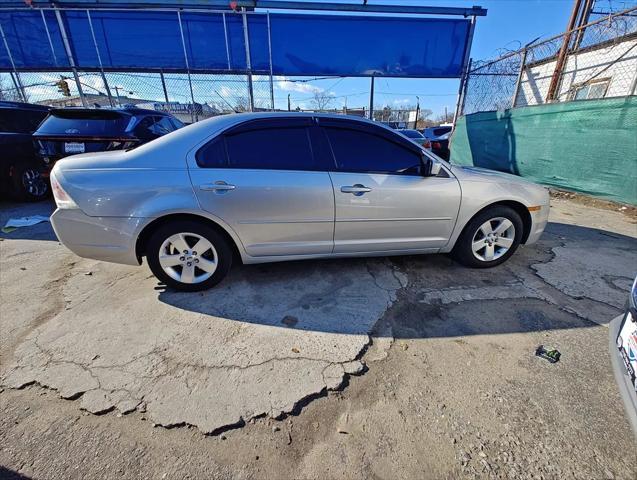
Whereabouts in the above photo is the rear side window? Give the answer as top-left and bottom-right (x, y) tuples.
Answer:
(0, 109), (48, 133)
(224, 126), (316, 170)
(324, 127), (422, 174)
(197, 137), (227, 168)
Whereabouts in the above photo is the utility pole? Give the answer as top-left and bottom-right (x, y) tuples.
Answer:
(287, 94), (291, 111)
(414, 96), (420, 129)
(369, 76), (375, 120)
(547, 0), (583, 102)
(445, 106), (448, 122)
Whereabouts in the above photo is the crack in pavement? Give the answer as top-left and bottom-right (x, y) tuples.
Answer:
(2, 258), (405, 434)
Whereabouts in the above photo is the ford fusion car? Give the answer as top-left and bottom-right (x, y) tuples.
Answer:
(49, 113), (550, 291)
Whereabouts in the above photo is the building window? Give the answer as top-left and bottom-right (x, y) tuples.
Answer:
(570, 78), (611, 100)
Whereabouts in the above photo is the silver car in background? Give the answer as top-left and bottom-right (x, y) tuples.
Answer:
(50, 113), (550, 291)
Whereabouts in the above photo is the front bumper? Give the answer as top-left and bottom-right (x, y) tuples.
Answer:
(610, 309), (637, 437)
(524, 204), (550, 245)
(50, 208), (144, 266)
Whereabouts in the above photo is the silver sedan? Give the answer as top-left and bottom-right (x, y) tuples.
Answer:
(50, 113), (549, 291)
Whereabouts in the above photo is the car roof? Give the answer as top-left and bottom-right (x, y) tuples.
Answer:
(48, 106), (173, 117)
(0, 101), (51, 112)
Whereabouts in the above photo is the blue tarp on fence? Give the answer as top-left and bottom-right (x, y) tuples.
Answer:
(0, 9), (471, 77)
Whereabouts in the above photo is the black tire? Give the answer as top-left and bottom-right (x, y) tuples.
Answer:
(146, 220), (232, 292)
(10, 162), (49, 202)
(452, 205), (524, 268)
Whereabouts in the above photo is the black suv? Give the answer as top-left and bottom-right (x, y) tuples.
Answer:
(34, 107), (184, 167)
(0, 101), (51, 201)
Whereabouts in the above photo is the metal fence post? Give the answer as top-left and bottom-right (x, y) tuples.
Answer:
(54, 8), (87, 107)
(160, 71), (170, 103)
(0, 24), (27, 102)
(86, 10), (114, 107)
(511, 48), (528, 109)
(369, 76), (374, 120)
(267, 12), (275, 111)
(40, 9), (58, 67)
(452, 15), (476, 126)
(242, 9), (255, 111)
(177, 11), (198, 122)
(222, 13), (231, 70)
(630, 62), (637, 96)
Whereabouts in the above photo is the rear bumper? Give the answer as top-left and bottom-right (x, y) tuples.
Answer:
(50, 208), (143, 266)
(524, 204), (550, 245)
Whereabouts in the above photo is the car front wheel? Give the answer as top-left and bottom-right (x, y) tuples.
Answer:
(146, 220), (232, 291)
(452, 206), (524, 268)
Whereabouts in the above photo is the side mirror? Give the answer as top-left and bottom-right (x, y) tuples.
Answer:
(421, 155), (442, 177)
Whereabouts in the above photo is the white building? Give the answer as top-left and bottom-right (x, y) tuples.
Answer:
(515, 36), (637, 107)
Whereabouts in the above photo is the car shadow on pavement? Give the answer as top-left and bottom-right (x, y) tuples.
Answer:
(0, 199), (56, 242)
(156, 221), (637, 339)
(0, 467), (32, 480)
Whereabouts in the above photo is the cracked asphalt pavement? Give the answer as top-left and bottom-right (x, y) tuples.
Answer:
(1, 195), (636, 479)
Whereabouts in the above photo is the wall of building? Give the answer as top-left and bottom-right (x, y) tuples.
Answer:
(515, 38), (637, 107)
(451, 96), (637, 205)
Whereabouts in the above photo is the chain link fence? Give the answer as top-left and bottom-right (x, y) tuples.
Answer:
(0, 70), (275, 123)
(462, 6), (637, 115)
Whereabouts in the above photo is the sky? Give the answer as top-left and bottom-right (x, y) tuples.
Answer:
(9, 0), (636, 117)
(272, 0), (579, 115)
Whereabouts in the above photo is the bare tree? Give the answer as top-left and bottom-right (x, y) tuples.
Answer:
(0, 74), (22, 102)
(311, 91), (334, 111)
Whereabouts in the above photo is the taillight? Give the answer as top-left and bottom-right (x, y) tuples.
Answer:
(424, 140), (431, 149)
(432, 141), (441, 149)
(50, 170), (78, 209)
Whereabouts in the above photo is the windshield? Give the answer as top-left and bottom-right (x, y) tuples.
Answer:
(36, 110), (131, 136)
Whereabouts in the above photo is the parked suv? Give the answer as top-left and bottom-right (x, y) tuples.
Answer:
(422, 125), (453, 160)
(0, 101), (50, 201)
(34, 107), (184, 167)
(397, 129), (431, 150)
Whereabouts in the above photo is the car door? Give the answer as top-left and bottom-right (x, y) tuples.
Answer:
(188, 117), (335, 258)
(317, 118), (461, 254)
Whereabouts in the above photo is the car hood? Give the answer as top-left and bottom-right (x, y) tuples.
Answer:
(450, 164), (550, 207)
(452, 165), (537, 185)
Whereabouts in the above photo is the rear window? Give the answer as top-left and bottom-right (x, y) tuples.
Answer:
(0, 109), (48, 133)
(36, 111), (130, 136)
(433, 127), (452, 136)
(400, 130), (424, 138)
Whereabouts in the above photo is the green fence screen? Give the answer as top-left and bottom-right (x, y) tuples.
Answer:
(450, 96), (637, 205)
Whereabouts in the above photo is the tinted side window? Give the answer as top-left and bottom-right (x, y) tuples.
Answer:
(133, 116), (156, 139)
(170, 117), (184, 129)
(225, 126), (316, 170)
(324, 127), (421, 174)
(152, 116), (174, 135)
(1, 110), (48, 133)
(197, 137), (227, 168)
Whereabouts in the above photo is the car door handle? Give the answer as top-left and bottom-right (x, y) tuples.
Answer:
(341, 185), (372, 194)
(199, 182), (236, 192)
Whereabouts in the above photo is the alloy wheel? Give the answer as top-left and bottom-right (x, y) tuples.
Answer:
(21, 168), (48, 198)
(158, 232), (218, 284)
(471, 217), (516, 262)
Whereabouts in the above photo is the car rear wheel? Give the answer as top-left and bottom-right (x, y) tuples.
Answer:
(10, 163), (49, 202)
(146, 220), (232, 291)
(452, 206), (523, 268)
